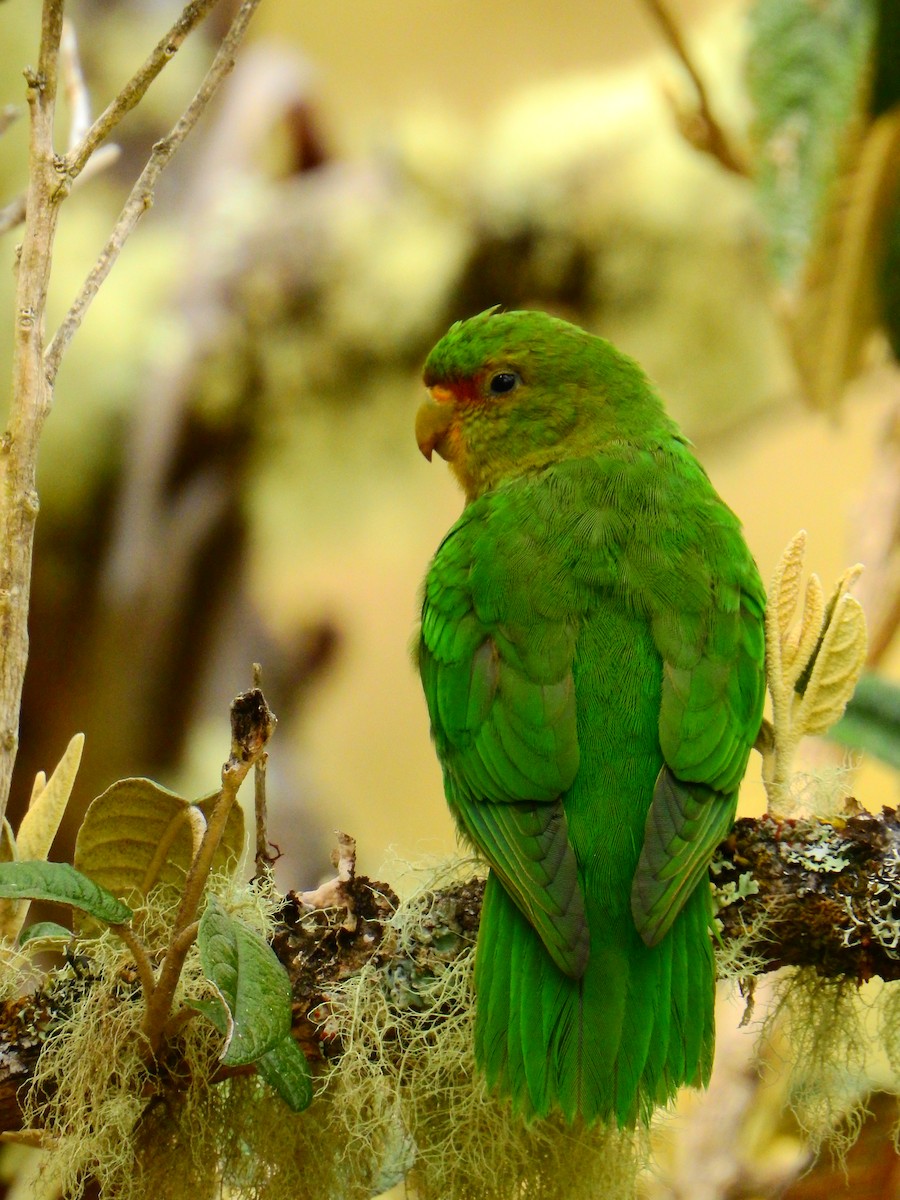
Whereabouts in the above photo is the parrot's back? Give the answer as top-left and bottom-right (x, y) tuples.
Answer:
(419, 438), (765, 1126)
(474, 598), (715, 1124)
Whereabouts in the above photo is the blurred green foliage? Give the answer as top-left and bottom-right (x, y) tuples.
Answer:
(747, 0), (877, 285)
(831, 674), (900, 772)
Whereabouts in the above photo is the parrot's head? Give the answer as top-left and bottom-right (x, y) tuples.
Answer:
(416, 308), (669, 501)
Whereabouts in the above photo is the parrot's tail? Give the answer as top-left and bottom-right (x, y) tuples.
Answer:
(474, 870), (715, 1127)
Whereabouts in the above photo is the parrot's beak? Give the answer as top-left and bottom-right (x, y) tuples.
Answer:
(416, 385), (456, 462)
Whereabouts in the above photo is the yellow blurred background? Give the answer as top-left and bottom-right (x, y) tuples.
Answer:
(0, 0), (896, 891)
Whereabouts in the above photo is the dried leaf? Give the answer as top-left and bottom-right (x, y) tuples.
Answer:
(16, 733), (84, 863)
(790, 109), (900, 410)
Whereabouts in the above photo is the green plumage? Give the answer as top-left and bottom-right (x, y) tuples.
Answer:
(416, 309), (766, 1126)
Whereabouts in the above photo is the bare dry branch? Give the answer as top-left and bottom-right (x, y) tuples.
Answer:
(0, 145), (121, 239)
(64, 0), (222, 181)
(0, 0), (67, 821)
(642, 0), (749, 177)
(44, 0), (265, 386)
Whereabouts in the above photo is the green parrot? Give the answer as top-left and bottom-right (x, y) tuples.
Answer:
(415, 308), (766, 1127)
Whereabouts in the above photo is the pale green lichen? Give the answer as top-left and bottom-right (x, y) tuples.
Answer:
(712, 871), (761, 912)
(778, 821), (853, 875)
(9, 865), (648, 1200)
(759, 970), (878, 1162)
(315, 874), (646, 1200)
(840, 840), (900, 959)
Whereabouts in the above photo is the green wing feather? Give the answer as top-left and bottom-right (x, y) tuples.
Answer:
(632, 513), (767, 947)
(419, 502), (589, 978)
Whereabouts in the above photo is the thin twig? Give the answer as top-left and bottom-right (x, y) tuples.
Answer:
(111, 921), (157, 1002)
(252, 662), (271, 874)
(44, 0), (264, 386)
(64, 0), (222, 181)
(0, 144), (120, 239)
(642, 0), (749, 177)
(140, 688), (275, 1053)
(162, 1003), (201, 1040)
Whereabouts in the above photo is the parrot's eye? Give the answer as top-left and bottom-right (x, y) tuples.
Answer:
(488, 372), (519, 395)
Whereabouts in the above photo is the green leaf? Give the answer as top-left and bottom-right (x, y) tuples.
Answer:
(18, 921), (72, 947)
(197, 897), (291, 1066)
(747, 0), (878, 282)
(829, 673), (900, 769)
(0, 861), (133, 925)
(871, 0), (900, 118)
(255, 1034), (313, 1112)
(73, 779), (244, 933)
(192, 997), (231, 1036)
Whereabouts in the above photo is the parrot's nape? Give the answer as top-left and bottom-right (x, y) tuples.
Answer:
(415, 308), (766, 1127)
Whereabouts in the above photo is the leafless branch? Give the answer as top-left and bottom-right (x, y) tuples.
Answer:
(0, 0), (264, 828)
(0, 0), (67, 821)
(44, 0), (265, 386)
(642, 0), (749, 177)
(64, 0), (221, 182)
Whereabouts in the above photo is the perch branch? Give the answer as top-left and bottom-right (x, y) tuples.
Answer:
(252, 662), (272, 875)
(44, 0), (264, 385)
(4, 807), (900, 1132)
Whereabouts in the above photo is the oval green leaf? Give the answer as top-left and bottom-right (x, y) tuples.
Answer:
(197, 897), (291, 1067)
(255, 1034), (313, 1112)
(18, 920), (73, 947)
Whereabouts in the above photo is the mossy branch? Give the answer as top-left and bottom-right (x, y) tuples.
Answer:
(3, 806), (900, 1135)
